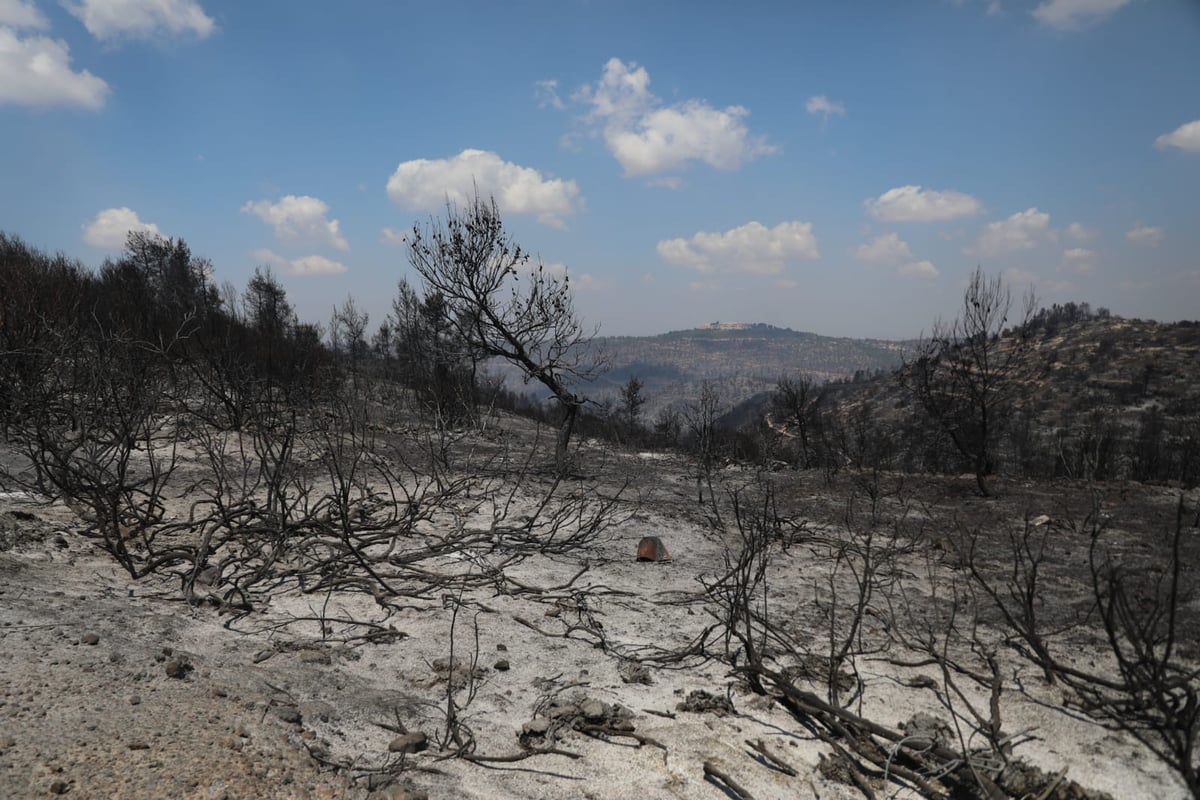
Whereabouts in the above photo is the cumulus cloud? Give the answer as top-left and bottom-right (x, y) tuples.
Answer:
(1032, 0), (1131, 30)
(534, 78), (564, 110)
(657, 220), (818, 276)
(968, 208), (1054, 256)
(65, 0), (214, 42)
(898, 260), (939, 278)
(1065, 221), (1096, 241)
(1126, 224), (1164, 247)
(573, 57), (775, 178)
(0, 27), (109, 109)
(1154, 120), (1200, 154)
(251, 248), (346, 277)
(82, 207), (162, 249)
(864, 185), (982, 223)
(854, 232), (913, 265)
(386, 149), (582, 228)
(853, 232), (938, 278)
(242, 195), (349, 251)
(805, 95), (846, 121)
(1061, 247), (1096, 273)
(0, 0), (48, 28)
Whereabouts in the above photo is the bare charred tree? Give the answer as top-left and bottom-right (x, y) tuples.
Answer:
(772, 373), (819, 468)
(404, 195), (603, 473)
(965, 497), (1200, 797)
(902, 267), (1036, 496)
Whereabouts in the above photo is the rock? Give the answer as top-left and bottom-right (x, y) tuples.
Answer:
(52, 535), (68, 549)
(496, 643), (507, 651)
(522, 717), (551, 735)
(234, 724), (250, 738)
(636, 536), (671, 562)
(80, 632), (99, 646)
(299, 701), (334, 722)
(494, 659), (510, 671)
(272, 705), (302, 724)
(49, 780), (69, 794)
(129, 695), (141, 706)
(127, 741), (149, 750)
(619, 661), (653, 685)
(164, 659), (191, 679)
(0, 736), (15, 748)
(676, 689), (734, 716)
(387, 732), (428, 754)
(580, 700), (606, 720)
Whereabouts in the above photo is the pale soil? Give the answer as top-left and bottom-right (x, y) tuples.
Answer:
(0, 446), (1194, 800)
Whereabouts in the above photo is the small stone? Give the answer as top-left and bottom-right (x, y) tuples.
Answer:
(53, 535), (68, 549)
(252, 650), (273, 664)
(300, 730), (316, 740)
(299, 701), (334, 722)
(80, 632), (99, 646)
(493, 659), (510, 671)
(272, 705), (302, 725)
(387, 732), (428, 754)
(496, 643), (507, 652)
(522, 717), (551, 735)
(49, 780), (69, 794)
(234, 724), (250, 738)
(0, 736), (15, 748)
(210, 687), (228, 698)
(127, 741), (149, 750)
(164, 659), (190, 679)
(129, 695), (141, 706)
(580, 700), (606, 720)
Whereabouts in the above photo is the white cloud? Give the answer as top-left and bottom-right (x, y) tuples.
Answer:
(380, 226), (406, 245)
(0, 27), (109, 109)
(1032, 0), (1131, 30)
(82, 207), (162, 249)
(657, 220), (819, 276)
(0, 0), (48, 28)
(251, 248), (346, 277)
(898, 260), (939, 279)
(1126, 224), (1164, 247)
(386, 149), (582, 228)
(854, 232), (913, 265)
(65, 0), (214, 42)
(1061, 247), (1096, 273)
(574, 57), (775, 177)
(1065, 221), (1096, 241)
(854, 233), (938, 278)
(864, 185), (982, 222)
(242, 195), (349, 251)
(1154, 120), (1200, 154)
(534, 78), (564, 110)
(969, 207), (1054, 256)
(805, 95), (846, 120)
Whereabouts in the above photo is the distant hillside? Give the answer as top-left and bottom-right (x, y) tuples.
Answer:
(749, 313), (1200, 484)
(587, 323), (914, 419)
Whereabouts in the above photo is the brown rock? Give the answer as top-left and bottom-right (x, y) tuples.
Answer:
(494, 659), (510, 671)
(387, 732), (428, 754)
(80, 632), (99, 646)
(49, 780), (70, 794)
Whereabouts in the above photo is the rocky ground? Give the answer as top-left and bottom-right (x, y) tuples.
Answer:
(1, 437), (1196, 799)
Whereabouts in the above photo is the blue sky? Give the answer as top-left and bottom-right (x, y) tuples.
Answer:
(1, 0), (1197, 339)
